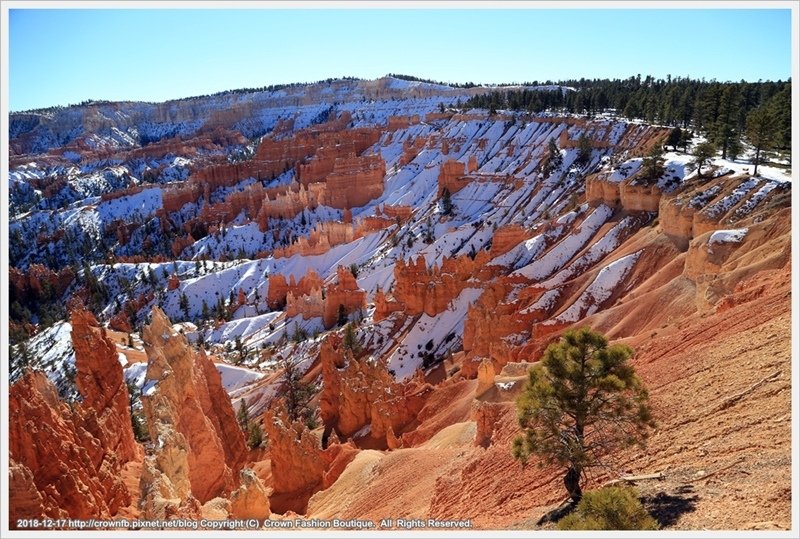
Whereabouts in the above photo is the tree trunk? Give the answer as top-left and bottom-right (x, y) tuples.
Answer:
(753, 147), (760, 176)
(565, 466), (582, 502)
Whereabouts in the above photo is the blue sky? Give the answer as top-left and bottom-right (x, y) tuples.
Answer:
(8, 7), (793, 111)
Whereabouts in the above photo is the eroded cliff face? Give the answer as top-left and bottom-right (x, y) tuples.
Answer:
(139, 307), (247, 513)
(262, 405), (327, 514)
(319, 334), (431, 447)
(390, 252), (493, 318)
(8, 307), (145, 525)
(71, 308), (141, 464)
(8, 372), (132, 522)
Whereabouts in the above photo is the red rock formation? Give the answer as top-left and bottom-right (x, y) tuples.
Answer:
(425, 112), (454, 122)
(140, 308), (247, 505)
(489, 224), (528, 257)
(257, 182), (325, 225)
(324, 154), (385, 209)
(9, 372), (132, 520)
(9, 264), (75, 303)
(373, 287), (404, 322)
(391, 252), (493, 318)
(267, 273), (289, 310)
(71, 308), (140, 464)
(387, 114), (420, 130)
(262, 404), (326, 513)
(322, 266), (367, 328)
(229, 468), (271, 519)
(438, 159), (468, 196)
(273, 221), (356, 259)
(398, 135), (428, 167)
(380, 204), (413, 221)
(282, 266), (366, 329)
(472, 401), (507, 448)
(167, 273), (180, 290)
(161, 183), (202, 213)
(319, 333), (432, 446)
(171, 234), (195, 257)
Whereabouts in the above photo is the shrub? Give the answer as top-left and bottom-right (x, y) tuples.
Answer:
(557, 486), (658, 531)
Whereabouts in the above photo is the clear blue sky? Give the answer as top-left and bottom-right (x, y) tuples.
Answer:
(8, 7), (793, 111)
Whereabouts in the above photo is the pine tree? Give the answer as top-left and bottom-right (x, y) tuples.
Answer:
(440, 187), (453, 216)
(179, 292), (189, 318)
(343, 322), (361, 354)
(237, 398), (250, 432)
(547, 137), (563, 172)
(576, 134), (593, 166)
(641, 144), (665, 181)
(745, 105), (777, 176)
(513, 328), (654, 503)
(278, 356), (316, 422)
(692, 141), (716, 177)
(666, 127), (682, 150)
(248, 421), (264, 449)
(711, 85), (742, 160)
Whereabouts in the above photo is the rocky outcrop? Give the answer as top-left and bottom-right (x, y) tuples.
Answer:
(267, 273), (289, 310)
(387, 114), (420, 130)
(373, 287), (404, 322)
(9, 264), (75, 305)
(273, 221), (355, 259)
(472, 401), (507, 448)
(322, 266), (367, 328)
(9, 372), (131, 520)
(8, 460), (47, 527)
(438, 159), (469, 196)
(323, 154), (385, 209)
(229, 469), (271, 520)
(71, 308), (140, 464)
(262, 404), (327, 513)
(280, 267), (366, 329)
(140, 308), (247, 508)
(319, 334), (432, 447)
(391, 253), (493, 317)
(257, 182), (325, 224)
(489, 224), (528, 257)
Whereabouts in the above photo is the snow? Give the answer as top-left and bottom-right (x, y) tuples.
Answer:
(554, 251), (641, 323)
(709, 228), (748, 245)
(14, 322), (76, 396)
(520, 288), (561, 314)
(124, 362), (149, 389)
(608, 158), (642, 182)
(215, 363), (265, 392)
(387, 287), (483, 379)
(513, 205), (614, 281)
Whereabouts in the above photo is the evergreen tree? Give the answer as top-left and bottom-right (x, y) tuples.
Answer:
(641, 144), (665, 181)
(179, 292), (189, 318)
(692, 141), (716, 178)
(237, 398), (250, 432)
(343, 322), (361, 354)
(678, 129), (693, 153)
(745, 105), (777, 176)
(440, 187), (454, 216)
(576, 134), (592, 166)
(278, 356), (316, 422)
(513, 328), (654, 503)
(248, 421), (264, 449)
(547, 137), (563, 172)
(337, 303), (348, 327)
(711, 85), (742, 159)
(665, 127), (682, 150)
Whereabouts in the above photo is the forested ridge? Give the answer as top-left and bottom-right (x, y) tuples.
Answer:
(463, 76), (791, 153)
